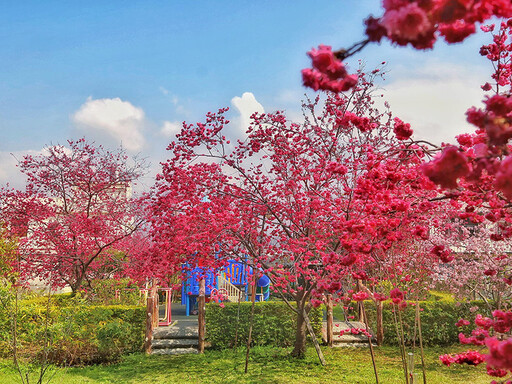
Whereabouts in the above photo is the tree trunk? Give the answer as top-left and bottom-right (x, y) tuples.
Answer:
(376, 300), (384, 346)
(356, 279), (364, 322)
(145, 296), (155, 354)
(292, 303), (307, 358)
(70, 274), (84, 295)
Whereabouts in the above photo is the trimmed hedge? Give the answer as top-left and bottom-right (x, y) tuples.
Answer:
(45, 305), (145, 365)
(205, 301), (322, 349)
(339, 296), (489, 346)
(0, 291), (145, 365)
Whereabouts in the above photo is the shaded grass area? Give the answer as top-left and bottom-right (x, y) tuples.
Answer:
(0, 346), (490, 384)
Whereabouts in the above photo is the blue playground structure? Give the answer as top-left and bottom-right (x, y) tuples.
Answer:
(181, 260), (271, 316)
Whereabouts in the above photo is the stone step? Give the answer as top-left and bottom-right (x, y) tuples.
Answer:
(322, 320), (377, 347)
(151, 347), (199, 355)
(332, 334), (369, 343)
(332, 342), (377, 348)
(152, 338), (199, 349)
(153, 326), (198, 339)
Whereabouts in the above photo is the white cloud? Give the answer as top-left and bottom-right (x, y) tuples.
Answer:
(381, 60), (489, 144)
(160, 121), (182, 138)
(72, 97), (146, 152)
(231, 92), (265, 135)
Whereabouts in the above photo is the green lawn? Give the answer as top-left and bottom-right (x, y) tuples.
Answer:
(0, 346), (490, 384)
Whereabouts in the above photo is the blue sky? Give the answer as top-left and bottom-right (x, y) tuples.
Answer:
(0, 1), (496, 189)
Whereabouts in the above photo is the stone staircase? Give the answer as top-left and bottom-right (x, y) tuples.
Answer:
(323, 321), (376, 347)
(151, 323), (199, 355)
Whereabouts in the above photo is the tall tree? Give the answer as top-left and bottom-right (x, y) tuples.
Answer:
(0, 139), (146, 293)
(150, 69), (439, 357)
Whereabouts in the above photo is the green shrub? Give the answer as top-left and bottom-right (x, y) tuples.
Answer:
(0, 283), (14, 355)
(340, 298), (489, 346)
(206, 301), (322, 349)
(0, 297), (145, 365)
(46, 305), (145, 365)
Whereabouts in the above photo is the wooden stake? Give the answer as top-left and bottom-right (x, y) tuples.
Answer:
(392, 304), (409, 384)
(303, 307), (326, 366)
(376, 300), (384, 346)
(361, 302), (379, 384)
(233, 288), (242, 352)
(397, 309), (410, 384)
(245, 277), (257, 373)
(416, 302), (427, 384)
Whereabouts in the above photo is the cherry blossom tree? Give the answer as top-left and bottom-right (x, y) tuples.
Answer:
(430, 217), (512, 310)
(301, 3), (512, 380)
(0, 139), (147, 293)
(149, 67), (444, 357)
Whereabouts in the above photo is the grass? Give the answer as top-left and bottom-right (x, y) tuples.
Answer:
(0, 345), (491, 384)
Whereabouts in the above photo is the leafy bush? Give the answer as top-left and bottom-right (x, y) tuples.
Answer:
(206, 301), (322, 349)
(0, 292), (145, 366)
(0, 283), (14, 356)
(47, 305), (145, 365)
(340, 296), (489, 346)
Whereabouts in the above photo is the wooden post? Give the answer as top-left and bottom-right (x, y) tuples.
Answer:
(251, 273), (257, 303)
(198, 278), (206, 353)
(151, 278), (159, 329)
(145, 296), (155, 354)
(326, 294), (333, 347)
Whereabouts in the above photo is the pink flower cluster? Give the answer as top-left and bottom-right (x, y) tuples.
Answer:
(439, 350), (485, 367)
(389, 287), (404, 304)
(454, 310), (512, 376)
(302, 45), (358, 93)
(423, 146), (471, 189)
(352, 291), (369, 302)
(339, 327), (372, 338)
(459, 328), (489, 346)
(456, 318), (471, 327)
(430, 244), (454, 263)
(393, 117), (413, 140)
(486, 338), (512, 371)
(365, 1), (512, 48)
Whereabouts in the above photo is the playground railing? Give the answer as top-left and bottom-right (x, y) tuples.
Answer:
(217, 274), (243, 302)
